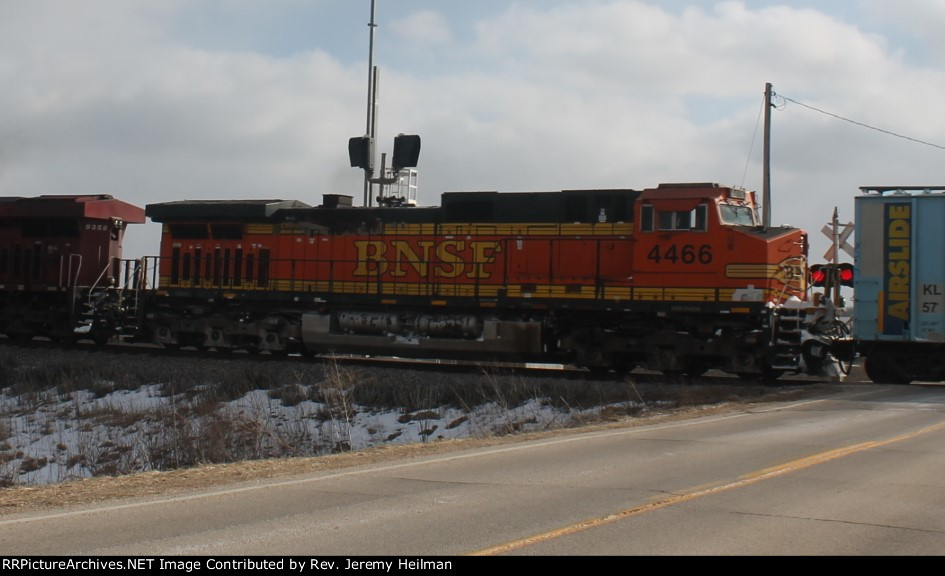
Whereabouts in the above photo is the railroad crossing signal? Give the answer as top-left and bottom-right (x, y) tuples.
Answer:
(810, 263), (855, 288)
(822, 221), (854, 261)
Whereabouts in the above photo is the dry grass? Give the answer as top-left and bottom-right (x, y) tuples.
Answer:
(0, 344), (838, 491)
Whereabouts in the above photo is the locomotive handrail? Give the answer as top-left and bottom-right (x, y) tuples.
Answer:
(775, 256), (807, 303)
(86, 257), (149, 302)
(62, 254), (83, 318)
(140, 256), (161, 291)
(153, 251), (775, 305)
(88, 261), (116, 302)
(59, 253), (82, 290)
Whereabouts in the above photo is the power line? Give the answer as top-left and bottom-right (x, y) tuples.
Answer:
(778, 93), (945, 151)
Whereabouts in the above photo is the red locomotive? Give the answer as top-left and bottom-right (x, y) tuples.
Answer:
(0, 195), (145, 341)
(132, 182), (808, 377)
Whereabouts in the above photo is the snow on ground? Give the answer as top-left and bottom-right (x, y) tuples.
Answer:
(0, 378), (613, 486)
(0, 345), (825, 487)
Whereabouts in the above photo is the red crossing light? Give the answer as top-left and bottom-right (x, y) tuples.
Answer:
(810, 264), (828, 287)
(838, 263), (854, 287)
(809, 263), (854, 288)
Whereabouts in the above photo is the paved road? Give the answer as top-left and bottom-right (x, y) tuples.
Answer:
(2, 381), (944, 556)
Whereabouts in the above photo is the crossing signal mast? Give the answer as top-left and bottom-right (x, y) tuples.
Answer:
(765, 84), (857, 377)
(348, 0), (421, 208)
(809, 207), (855, 307)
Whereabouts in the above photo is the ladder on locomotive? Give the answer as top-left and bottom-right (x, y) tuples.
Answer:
(770, 307), (805, 371)
(768, 255), (808, 372)
(85, 258), (155, 337)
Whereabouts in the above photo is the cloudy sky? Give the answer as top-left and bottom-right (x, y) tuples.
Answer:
(2, 0), (944, 260)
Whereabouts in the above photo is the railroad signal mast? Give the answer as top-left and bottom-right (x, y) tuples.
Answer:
(810, 207), (855, 307)
(348, 0), (421, 207)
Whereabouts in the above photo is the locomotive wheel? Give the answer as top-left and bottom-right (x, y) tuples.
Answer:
(613, 362), (636, 375)
(91, 329), (111, 346)
(864, 351), (911, 385)
(760, 367), (784, 382)
(684, 361), (710, 378)
(586, 365), (612, 375)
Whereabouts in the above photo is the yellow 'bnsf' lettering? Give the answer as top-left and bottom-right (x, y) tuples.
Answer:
(353, 241), (388, 276)
(435, 241), (465, 278)
(468, 241), (502, 279)
(886, 205), (911, 322)
(353, 240), (502, 279)
(390, 241), (434, 277)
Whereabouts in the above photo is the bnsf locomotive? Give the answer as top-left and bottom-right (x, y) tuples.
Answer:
(0, 183), (809, 378)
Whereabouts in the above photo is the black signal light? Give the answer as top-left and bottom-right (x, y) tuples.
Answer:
(348, 136), (375, 172)
(392, 134), (421, 171)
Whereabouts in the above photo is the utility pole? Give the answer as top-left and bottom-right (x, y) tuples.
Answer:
(762, 82), (772, 230)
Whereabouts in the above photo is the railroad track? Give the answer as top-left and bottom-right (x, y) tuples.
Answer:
(0, 335), (838, 387)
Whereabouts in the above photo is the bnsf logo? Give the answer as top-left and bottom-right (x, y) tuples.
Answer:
(885, 203), (911, 331)
(353, 240), (502, 279)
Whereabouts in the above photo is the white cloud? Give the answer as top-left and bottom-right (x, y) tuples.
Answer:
(390, 10), (453, 49)
(861, 0), (945, 65)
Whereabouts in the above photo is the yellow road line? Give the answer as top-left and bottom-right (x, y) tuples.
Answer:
(470, 420), (945, 556)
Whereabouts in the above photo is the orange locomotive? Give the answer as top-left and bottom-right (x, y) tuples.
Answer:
(142, 182), (807, 377)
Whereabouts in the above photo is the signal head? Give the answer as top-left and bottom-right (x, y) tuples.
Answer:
(809, 264), (827, 287)
(838, 263), (854, 287)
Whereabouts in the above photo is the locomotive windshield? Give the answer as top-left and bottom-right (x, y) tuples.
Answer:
(719, 204), (756, 226)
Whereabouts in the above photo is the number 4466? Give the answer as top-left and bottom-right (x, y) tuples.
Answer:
(647, 244), (713, 265)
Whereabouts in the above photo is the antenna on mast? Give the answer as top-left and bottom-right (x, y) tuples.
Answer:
(762, 82), (773, 230)
(363, 0), (378, 207)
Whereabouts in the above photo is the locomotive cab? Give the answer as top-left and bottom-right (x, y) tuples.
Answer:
(635, 183), (807, 305)
(626, 183), (808, 376)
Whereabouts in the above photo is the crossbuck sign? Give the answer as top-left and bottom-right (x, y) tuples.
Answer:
(822, 221), (854, 262)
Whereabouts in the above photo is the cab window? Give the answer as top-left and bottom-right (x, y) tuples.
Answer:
(719, 204), (756, 226)
(642, 204), (707, 232)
